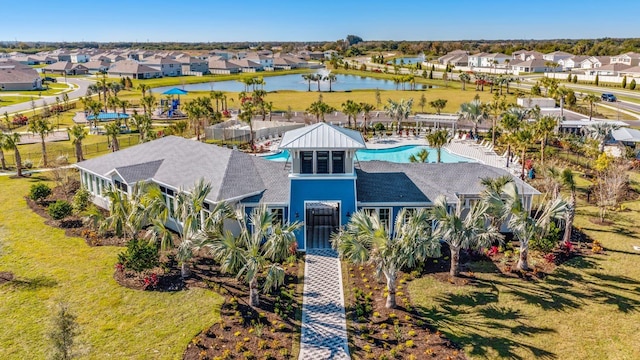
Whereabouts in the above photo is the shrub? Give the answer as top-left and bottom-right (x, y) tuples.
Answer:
(29, 183), (51, 203)
(23, 159), (33, 169)
(543, 253), (556, 264)
(374, 122), (386, 131)
(47, 200), (73, 220)
(531, 221), (561, 253)
(72, 187), (92, 213)
(631, 79), (637, 90)
(117, 239), (159, 272)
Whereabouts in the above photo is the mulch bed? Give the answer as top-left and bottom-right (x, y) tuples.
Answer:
(183, 256), (304, 360)
(0, 272), (15, 285)
(344, 264), (466, 360)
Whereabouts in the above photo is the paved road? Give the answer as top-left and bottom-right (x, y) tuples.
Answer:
(0, 77), (93, 115)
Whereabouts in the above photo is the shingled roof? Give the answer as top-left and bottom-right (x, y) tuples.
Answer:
(76, 136), (289, 203)
(356, 161), (539, 204)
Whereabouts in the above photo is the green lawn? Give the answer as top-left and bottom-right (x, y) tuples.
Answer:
(0, 96), (31, 106)
(0, 176), (224, 359)
(409, 198), (640, 359)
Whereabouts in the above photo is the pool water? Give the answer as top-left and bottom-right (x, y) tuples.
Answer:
(261, 145), (474, 164)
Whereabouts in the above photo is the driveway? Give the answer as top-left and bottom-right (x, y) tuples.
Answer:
(0, 77), (94, 115)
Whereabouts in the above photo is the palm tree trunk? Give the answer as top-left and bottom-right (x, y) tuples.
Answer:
(307, 81), (311, 92)
(14, 147), (22, 177)
(541, 138), (546, 166)
(521, 148), (526, 180)
(75, 141), (84, 162)
(450, 246), (461, 277)
(517, 244), (529, 271)
(492, 118), (497, 146)
(181, 262), (190, 278)
(0, 148), (5, 170)
(437, 148), (442, 163)
(563, 193), (576, 244)
(385, 274), (396, 309)
(249, 277), (260, 307)
(506, 144), (511, 168)
(41, 137), (48, 167)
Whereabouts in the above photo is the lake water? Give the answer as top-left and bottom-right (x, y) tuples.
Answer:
(152, 73), (421, 93)
(261, 145), (475, 164)
(390, 56), (425, 65)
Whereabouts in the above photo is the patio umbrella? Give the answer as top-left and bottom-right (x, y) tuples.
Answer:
(162, 88), (189, 95)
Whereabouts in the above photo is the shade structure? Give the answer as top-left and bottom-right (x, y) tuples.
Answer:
(86, 112), (130, 121)
(162, 88), (189, 95)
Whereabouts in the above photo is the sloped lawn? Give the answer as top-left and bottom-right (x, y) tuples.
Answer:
(0, 175), (224, 359)
(409, 202), (640, 359)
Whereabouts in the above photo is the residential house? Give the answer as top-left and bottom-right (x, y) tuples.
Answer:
(75, 124), (539, 251)
(511, 50), (544, 62)
(108, 60), (161, 79)
(42, 61), (89, 75)
(70, 52), (90, 63)
(480, 53), (510, 68)
(468, 52), (488, 67)
(142, 56), (182, 77)
(610, 52), (640, 67)
(511, 58), (560, 73)
(83, 60), (111, 74)
(586, 63), (631, 76)
(230, 59), (263, 72)
(558, 55), (588, 70)
(177, 56), (209, 74)
(542, 51), (574, 63)
(208, 59), (242, 74)
(246, 54), (273, 69)
(437, 50), (469, 66)
(0, 66), (42, 91)
(579, 56), (610, 69)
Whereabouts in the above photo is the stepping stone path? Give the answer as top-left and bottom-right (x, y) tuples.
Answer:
(299, 249), (350, 360)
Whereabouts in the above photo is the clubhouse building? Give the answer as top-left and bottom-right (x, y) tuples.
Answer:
(75, 123), (539, 250)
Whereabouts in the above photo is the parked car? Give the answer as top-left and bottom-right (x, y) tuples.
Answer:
(601, 93), (617, 102)
(43, 76), (57, 83)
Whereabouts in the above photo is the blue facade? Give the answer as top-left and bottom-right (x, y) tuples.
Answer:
(289, 178), (357, 250)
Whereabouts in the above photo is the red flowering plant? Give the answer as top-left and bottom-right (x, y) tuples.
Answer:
(143, 273), (159, 290)
(543, 253), (556, 264)
(115, 263), (125, 272)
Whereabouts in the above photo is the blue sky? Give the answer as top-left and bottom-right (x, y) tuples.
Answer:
(4, 0), (640, 42)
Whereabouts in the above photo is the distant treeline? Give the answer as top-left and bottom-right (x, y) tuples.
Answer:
(1, 38), (639, 57)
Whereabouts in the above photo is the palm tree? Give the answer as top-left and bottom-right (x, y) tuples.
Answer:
(102, 184), (145, 239)
(185, 100), (205, 141)
(301, 74), (313, 92)
(105, 122), (121, 152)
(499, 182), (567, 270)
(87, 99), (103, 133)
(204, 205), (301, 307)
(384, 98), (413, 132)
(306, 100), (334, 123)
(332, 208), (440, 308)
(323, 73), (337, 92)
(459, 98), (486, 136)
(534, 115), (558, 167)
(480, 175), (514, 230)
(0, 134), (5, 170)
(2, 133), (22, 176)
(28, 117), (54, 167)
(515, 125), (534, 180)
(408, 148), (429, 163)
(359, 102), (376, 131)
(313, 74), (322, 92)
(429, 99), (447, 115)
(172, 179), (227, 278)
(585, 122), (620, 153)
(583, 94), (600, 121)
(238, 99), (256, 147)
(499, 111), (523, 168)
(426, 129), (450, 163)
(560, 168), (577, 245)
(488, 94), (507, 146)
(431, 195), (501, 277)
(341, 100), (361, 128)
(68, 124), (87, 162)
(459, 73), (471, 90)
(142, 95), (157, 116)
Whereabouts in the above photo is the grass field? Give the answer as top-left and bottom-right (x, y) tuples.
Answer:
(408, 180), (640, 359)
(0, 176), (224, 359)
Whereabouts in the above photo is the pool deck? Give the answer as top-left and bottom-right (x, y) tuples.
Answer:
(255, 134), (520, 175)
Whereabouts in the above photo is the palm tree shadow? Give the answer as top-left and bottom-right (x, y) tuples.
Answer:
(7, 275), (58, 290)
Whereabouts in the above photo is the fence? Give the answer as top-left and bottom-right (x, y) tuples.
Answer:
(2, 134), (139, 169)
(545, 72), (639, 84)
(205, 120), (304, 143)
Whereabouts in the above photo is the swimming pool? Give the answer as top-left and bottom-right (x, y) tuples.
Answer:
(260, 145), (475, 164)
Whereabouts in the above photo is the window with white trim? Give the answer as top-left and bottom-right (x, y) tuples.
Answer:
(363, 207), (392, 231)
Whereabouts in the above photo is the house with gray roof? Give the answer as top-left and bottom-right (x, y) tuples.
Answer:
(0, 66), (42, 91)
(75, 123), (539, 251)
(43, 61), (89, 75)
(108, 60), (161, 79)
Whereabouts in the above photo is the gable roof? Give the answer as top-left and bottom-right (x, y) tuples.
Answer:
(76, 136), (289, 203)
(0, 67), (40, 84)
(279, 123), (366, 149)
(356, 162), (539, 204)
(108, 60), (159, 75)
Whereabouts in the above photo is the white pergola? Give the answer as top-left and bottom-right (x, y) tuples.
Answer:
(413, 113), (461, 132)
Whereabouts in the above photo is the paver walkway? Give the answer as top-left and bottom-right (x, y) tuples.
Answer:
(299, 249), (350, 360)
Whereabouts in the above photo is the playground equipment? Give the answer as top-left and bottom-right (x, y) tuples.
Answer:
(157, 88), (188, 119)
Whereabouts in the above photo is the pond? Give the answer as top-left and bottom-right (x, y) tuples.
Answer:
(261, 145), (475, 164)
(151, 73), (434, 93)
(389, 56), (425, 65)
